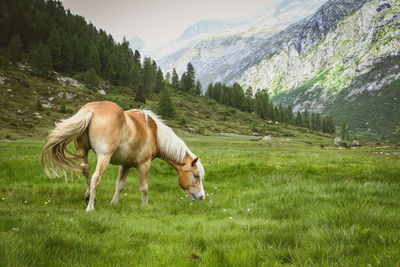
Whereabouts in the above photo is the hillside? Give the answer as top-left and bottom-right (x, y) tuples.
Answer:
(0, 65), (333, 144)
(155, 0), (399, 141)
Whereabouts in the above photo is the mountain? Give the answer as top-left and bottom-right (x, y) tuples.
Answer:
(156, 0), (327, 86)
(237, 0), (399, 140)
(179, 20), (238, 40)
(129, 36), (145, 51)
(156, 0), (399, 140)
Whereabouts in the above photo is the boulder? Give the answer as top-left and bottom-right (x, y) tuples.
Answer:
(262, 135), (272, 141)
(252, 132), (260, 136)
(334, 136), (342, 146)
(352, 140), (360, 147)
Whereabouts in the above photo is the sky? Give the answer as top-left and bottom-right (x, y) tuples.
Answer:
(60, 0), (282, 45)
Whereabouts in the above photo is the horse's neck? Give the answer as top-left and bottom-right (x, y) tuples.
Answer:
(161, 154), (190, 173)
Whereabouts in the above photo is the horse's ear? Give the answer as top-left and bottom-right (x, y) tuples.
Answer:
(191, 157), (199, 167)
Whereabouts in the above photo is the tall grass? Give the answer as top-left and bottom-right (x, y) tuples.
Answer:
(0, 136), (399, 266)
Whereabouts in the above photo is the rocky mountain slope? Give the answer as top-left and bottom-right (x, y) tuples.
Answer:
(156, 0), (326, 86)
(157, 0), (400, 140)
(239, 0), (399, 140)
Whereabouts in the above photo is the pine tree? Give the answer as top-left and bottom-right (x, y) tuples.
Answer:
(165, 72), (171, 85)
(87, 44), (100, 74)
(287, 105), (294, 124)
(303, 109), (310, 128)
(194, 79), (202, 96)
(129, 63), (141, 88)
(171, 68), (180, 90)
(244, 87), (254, 113)
(186, 62), (195, 92)
(62, 38), (74, 72)
(7, 33), (24, 63)
(295, 111), (302, 126)
(134, 50), (141, 66)
(83, 69), (99, 90)
(29, 41), (52, 78)
(158, 87), (176, 119)
(47, 28), (62, 70)
(154, 67), (164, 93)
(135, 84), (146, 103)
(341, 122), (348, 140)
(142, 56), (155, 94)
(315, 113), (322, 131)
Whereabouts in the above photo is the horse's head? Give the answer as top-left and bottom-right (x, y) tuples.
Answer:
(178, 157), (205, 200)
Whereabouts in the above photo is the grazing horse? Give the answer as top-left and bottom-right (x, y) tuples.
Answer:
(41, 101), (205, 211)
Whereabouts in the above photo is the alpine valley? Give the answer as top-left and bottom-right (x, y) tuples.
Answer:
(155, 0), (400, 141)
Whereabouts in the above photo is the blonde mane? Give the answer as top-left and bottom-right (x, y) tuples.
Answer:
(130, 109), (205, 179)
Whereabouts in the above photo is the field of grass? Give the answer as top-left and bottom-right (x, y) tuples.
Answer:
(1, 135), (399, 266)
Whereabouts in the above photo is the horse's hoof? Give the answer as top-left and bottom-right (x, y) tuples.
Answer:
(85, 196), (96, 205)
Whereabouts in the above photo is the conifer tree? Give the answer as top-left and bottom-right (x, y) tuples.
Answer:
(62, 38), (74, 72)
(295, 111), (303, 126)
(142, 57), (155, 94)
(158, 87), (176, 119)
(154, 67), (164, 93)
(47, 28), (62, 70)
(171, 68), (180, 90)
(186, 62), (195, 91)
(287, 105), (294, 124)
(134, 50), (141, 66)
(341, 122), (348, 140)
(83, 69), (99, 90)
(29, 41), (52, 78)
(87, 44), (100, 74)
(129, 63), (141, 88)
(244, 87), (254, 113)
(135, 84), (146, 103)
(315, 113), (322, 131)
(7, 33), (23, 63)
(303, 109), (310, 128)
(194, 79), (202, 96)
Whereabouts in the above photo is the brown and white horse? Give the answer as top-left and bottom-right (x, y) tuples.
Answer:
(41, 101), (205, 211)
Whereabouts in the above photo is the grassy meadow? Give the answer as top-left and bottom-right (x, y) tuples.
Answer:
(0, 135), (400, 266)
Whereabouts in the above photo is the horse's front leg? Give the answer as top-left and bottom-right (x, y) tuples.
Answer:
(111, 166), (130, 205)
(138, 160), (151, 205)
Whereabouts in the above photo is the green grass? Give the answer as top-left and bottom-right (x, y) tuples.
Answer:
(1, 136), (400, 266)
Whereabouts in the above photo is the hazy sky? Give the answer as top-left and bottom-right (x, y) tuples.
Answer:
(60, 0), (282, 45)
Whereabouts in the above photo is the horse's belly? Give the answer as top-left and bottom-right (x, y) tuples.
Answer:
(109, 146), (137, 166)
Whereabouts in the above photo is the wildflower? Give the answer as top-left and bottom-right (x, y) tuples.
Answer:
(24, 200), (27, 204)
(247, 208), (251, 212)
(229, 217), (233, 220)
(223, 209), (226, 212)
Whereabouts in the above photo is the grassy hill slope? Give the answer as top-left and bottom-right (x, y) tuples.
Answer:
(0, 65), (333, 144)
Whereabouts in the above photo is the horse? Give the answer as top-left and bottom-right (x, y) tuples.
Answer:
(41, 101), (205, 211)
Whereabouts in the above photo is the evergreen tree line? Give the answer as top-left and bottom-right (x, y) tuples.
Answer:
(205, 85), (335, 134)
(1, 0), (161, 94)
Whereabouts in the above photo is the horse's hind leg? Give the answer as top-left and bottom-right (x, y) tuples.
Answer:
(138, 160), (151, 206)
(111, 166), (130, 205)
(86, 154), (111, 211)
(74, 138), (91, 204)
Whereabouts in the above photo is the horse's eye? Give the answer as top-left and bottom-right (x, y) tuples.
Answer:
(193, 174), (200, 179)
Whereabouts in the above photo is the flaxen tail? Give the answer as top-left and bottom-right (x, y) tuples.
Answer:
(41, 108), (92, 177)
